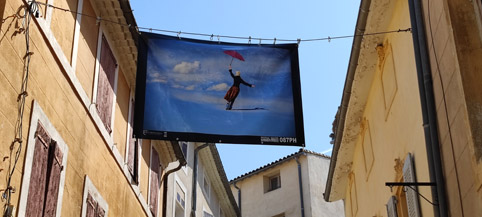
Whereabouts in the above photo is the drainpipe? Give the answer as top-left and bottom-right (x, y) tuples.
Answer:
(233, 182), (241, 216)
(190, 143), (210, 217)
(295, 156), (305, 217)
(161, 160), (186, 217)
(408, 0), (448, 217)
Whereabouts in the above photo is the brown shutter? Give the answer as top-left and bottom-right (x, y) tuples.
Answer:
(127, 99), (135, 174)
(43, 140), (64, 217)
(96, 205), (106, 217)
(96, 35), (116, 134)
(26, 122), (50, 217)
(86, 194), (97, 217)
(149, 147), (161, 217)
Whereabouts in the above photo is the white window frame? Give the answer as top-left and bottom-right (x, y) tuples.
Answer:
(202, 171), (211, 201)
(70, 0), (84, 70)
(18, 101), (69, 217)
(172, 174), (188, 217)
(81, 175), (109, 217)
(92, 27), (119, 139)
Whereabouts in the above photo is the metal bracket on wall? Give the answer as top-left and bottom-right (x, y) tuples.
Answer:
(385, 182), (438, 206)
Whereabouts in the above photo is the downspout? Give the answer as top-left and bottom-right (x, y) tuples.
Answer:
(161, 160), (186, 217)
(233, 182), (241, 216)
(295, 156), (305, 217)
(190, 143), (210, 217)
(408, 0), (448, 217)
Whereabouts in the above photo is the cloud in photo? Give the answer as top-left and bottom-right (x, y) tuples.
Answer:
(173, 61), (200, 74)
(207, 83), (229, 91)
(147, 71), (168, 83)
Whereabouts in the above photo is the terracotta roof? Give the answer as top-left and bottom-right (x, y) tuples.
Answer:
(229, 148), (330, 183)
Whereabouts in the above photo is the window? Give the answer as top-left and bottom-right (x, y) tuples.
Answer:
(361, 119), (374, 178)
(174, 183), (185, 217)
(269, 175), (281, 192)
(126, 97), (139, 183)
(264, 172), (281, 193)
(149, 146), (162, 217)
(203, 211), (214, 217)
(386, 196), (398, 217)
(18, 102), (69, 217)
(402, 153), (421, 217)
(203, 173), (211, 200)
(349, 173), (358, 217)
(180, 141), (188, 158)
(81, 176), (108, 217)
(95, 34), (117, 134)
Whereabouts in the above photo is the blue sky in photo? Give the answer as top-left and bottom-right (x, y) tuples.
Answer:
(132, 0), (360, 180)
(143, 37), (297, 137)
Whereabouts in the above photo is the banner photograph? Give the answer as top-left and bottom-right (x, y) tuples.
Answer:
(134, 33), (304, 146)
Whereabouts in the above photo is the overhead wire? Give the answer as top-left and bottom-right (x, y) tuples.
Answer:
(33, 1), (411, 44)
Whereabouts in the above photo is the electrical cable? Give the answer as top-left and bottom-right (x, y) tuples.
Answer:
(3, 1), (34, 214)
(33, 1), (411, 44)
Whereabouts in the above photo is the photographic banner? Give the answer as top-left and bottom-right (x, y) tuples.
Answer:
(134, 32), (304, 146)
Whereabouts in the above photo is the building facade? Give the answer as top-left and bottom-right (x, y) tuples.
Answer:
(0, 0), (188, 216)
(324, 0), (482, 217)
(230, 149), (344, 217)
(165, 142), (239, 217)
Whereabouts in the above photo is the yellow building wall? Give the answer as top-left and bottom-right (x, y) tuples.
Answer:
(344, 0), (433, 216)
(0, 0), (153, 216)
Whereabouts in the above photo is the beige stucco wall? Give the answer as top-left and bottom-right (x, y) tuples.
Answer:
(422, 0), (482, 216)
(231, 154), (344, 217)
(342, 0), (433, 216)
(0, 0), (162, 216)
(164, 143), (237, 217)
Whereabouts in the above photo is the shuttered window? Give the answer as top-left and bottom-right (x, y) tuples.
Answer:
(386, 196), (399, 217)
(127, 99), (138, 182)
(96, 35), (117, 134)
(403, 153), (421, 217)
(149, 146), (162, 217)
(25, 121), (64, 217)
(85, 194), (106, 217)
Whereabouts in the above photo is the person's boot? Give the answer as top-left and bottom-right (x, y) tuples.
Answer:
(226, 103), (231, 110)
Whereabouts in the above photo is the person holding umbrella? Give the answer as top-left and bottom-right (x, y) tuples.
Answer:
(224, 64), (255, 110)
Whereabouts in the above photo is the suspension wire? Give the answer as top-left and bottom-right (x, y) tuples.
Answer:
(33, 1), (411, 44)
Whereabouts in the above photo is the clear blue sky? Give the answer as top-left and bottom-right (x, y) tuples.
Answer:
(131, 0), (360, 180)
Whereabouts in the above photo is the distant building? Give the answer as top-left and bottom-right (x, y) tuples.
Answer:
(165, 142), (239, 217)
(324, 0), (482, 216)
(230, 149), (344, 217)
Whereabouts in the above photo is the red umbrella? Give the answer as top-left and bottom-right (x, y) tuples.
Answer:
(224, 50), (245, 65)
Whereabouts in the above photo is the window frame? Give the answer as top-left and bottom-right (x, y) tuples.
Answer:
(18, 101), (69, 217)
(202, 171), (211, 201)
(267, 174), (281, 192)
(148, 144), (162, 217)
(92, 27), (119, 137)
(172, 174), (187, 217)
(80, 175), (109, 217)
(125, 90), (140, 183)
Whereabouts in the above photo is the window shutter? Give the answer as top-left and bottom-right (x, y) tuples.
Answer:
(127, 99), (136, 175)
(43, 140), (64, 217)
(96, 36), (116, 134)
(96, 205), (106, 217)
(386, 196), (398, 217)
(86, 194), (97, 217)
(149, 147), (161, 217)
(403, 153), (421, 217)
(26, 122), (50, 217)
